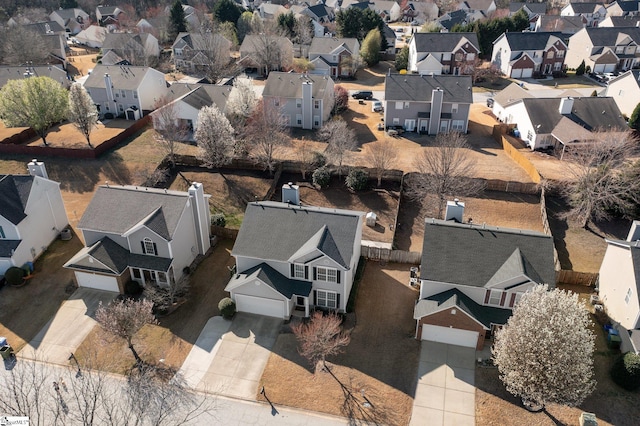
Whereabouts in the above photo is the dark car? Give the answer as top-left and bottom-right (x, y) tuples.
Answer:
(352, 90), (373, 100)
(486, 98), (494, 108)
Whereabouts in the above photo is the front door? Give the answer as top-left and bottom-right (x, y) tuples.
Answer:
(544, 63), (551, 74)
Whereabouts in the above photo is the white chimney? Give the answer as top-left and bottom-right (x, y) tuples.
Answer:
(188, 182), (211, 255)
(445, 199), (465, 223)
(27, 159), (48, 179)
(559, 97), (574, 115)
(282, 182), (300, 205)
(627, 220), (640, 242)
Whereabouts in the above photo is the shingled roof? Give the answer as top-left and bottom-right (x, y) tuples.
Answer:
(84, 65), (160, 90)
(0, 175), (34, 225)
(497, 31), (564, 51)
(385, 74), (473, 103)
(262, 72), (333, 100)
(582, 26), (640, 46)
(411, 32), (479, 53)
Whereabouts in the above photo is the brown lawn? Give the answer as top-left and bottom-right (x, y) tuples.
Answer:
(0, 236), (82, 352)
(74, 240), (235, 374)
(476, 284), (640, 426)
(259, 262), (420, 426)
(22, 120), (131, 149)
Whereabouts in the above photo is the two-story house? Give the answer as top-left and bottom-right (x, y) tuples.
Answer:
(599, 15), (640, 27)
(101, 33), (160, 65)
(510, 2), (548, 30)
(262, 72), (335, 130)
(384, 74), (473, 134)
(300, 4), (335, 24)
(369, 1), (403, 23)
(83, 65), (167, 119)
(414, 210), (555, 349)
(238, 35), (294, 76)
(407, 32), (480, 75)
(171, 32), (232, 75)
(64, 183), (211, 293)
(75, 25), (108, 48)
(534, 15), (587, 36)
(0, 160), (69, 277)
(604, 69), (640, 116)
(605, 0), (640, 17)
(561, 1), (607, 27)
(49, 8), (90, 35)
(96, 5), (123, 31)
(225, 197), (364, 319)
(491, 32), (567, 78)
(308, 37), (360, 78)
(458, 0), (497, 22)
(566, 27), (640, 72)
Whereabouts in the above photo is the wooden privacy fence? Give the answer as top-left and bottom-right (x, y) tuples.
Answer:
(556, 270), (598, 287)
(360, 245), (422, 264)
(493, 125), (543, 184)
(211, 225), (238, 240)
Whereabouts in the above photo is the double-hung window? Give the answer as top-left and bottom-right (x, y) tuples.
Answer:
(316, 290), (337, 309)
(488, 289), (502, 306)
(316, 266), (337, 283)
(294, 263), (306, 279)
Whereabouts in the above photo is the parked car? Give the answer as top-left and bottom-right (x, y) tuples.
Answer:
(486, 98), (494, 108)
(372, 101), (383, 112)
(352, 90), (373, 100)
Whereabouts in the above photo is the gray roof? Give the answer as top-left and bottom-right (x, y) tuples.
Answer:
(309, 37), (358, 55)
(307, 4), (333, 18)
(23, 21), (65, 34)
(493, 82), (534, 107)
(436, 10), (469, 31)
(180, 85), (232, 111)
(536, 15), (586, 33)
(520, 97), (627, 135)
(87, 237), (129, 273)
(171, 32), (230, 51)
(102, 33), (151, 50)
(242, 263), (313, 298)
(78, 185), (190, 240)
(583, 26), (640, 46)
(608, 69), (640, 86)
(568, 2), (604, 14)
(0, 65), (68, 90)
(414, 288), (512, 327)
(263, 72), (333, 100)
(498, 32), (564, 51)
(0, 240), (21, 258)
(412, 32), (479, 53)
(52, 8), (89, 20)
(384, 74), (473, 103)
(232, 201), (363, 269)
(0, 175), (34, 225)
(84, 65), (158, 90)
(510, 2), (547, 14)
(608, 0), (640, 12)
(97, 6), (120, 15)
(420, 219), (555, 288)
(604, 16), (640, 27)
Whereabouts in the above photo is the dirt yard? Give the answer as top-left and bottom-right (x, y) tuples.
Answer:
(169, 170), (274, 229)
(396, 191), (545, 252)
(0, 236), (82, 352)
(476, 285), (639, 426)
(259, 262), (419, 426)
(66, 48), (99, 78)
(20, 120), (131, 149)
(74, 240), (235, 374)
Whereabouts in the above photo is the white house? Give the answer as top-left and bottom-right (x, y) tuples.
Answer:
(407, 32), (480, 75)
(605, 69), (640, 117)
(225, 197), (364, 319)
(561, 1), (607, 27)
(491, 82), (534, 123)
(75, 25), (108, 48)
(0, 160), (69, 277)
(49, 8), (90, 35)
(491, 32), (567, 78)
(64, 183), (211, 293)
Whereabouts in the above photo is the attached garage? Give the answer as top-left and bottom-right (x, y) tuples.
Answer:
(235, 294), (286, 319)
(511, 68), (522, 78)
(421, 325), (479, 348)
(592, 63), (615, 73)
(521, 68), (533, 78)
(74, 271), (119, 292)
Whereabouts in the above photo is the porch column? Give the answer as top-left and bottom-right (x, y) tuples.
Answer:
(304, 297), (309, 317)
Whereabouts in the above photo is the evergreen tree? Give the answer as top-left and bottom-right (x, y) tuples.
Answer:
(214, 0), (243, 25)
(576, 60), (586, 76)
(361, 29), (381, 66)
(629, 102), (640, 131)
(168, 0), (187, 41)
(60, 0), (78, 8)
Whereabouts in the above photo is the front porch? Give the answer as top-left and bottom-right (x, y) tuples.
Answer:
(128, 254), (173, 288)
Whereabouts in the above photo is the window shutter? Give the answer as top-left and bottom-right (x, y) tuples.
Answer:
(153, 243), (157, 256)
(336, 293), (341, 310)
(141, 241), (145, 253)
(509, 293), (516, 308)
(313, 267), (317, 280)
(313, 290), (317, 305)
(499, 291), (507, 306)
(290, 264), (295, 277)
(336, 270), (341, 284)
(483, 290), (490, 304)
(304, 265), (309, 280)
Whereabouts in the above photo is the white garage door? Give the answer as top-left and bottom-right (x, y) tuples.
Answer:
(511, 68), (522, 78)
(593, 63), (605, 73)
(235, 294), (285, 319)
(521, 68), (533, 78)
(603, 63), (616, 73)
(421, 325), (479, 348)
(75, 271), (119, 292)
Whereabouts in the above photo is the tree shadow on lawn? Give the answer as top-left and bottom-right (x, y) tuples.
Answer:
(45, 152), (131, 193)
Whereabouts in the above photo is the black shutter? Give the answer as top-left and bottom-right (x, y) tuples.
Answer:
(141, 241), (145, 253)
(304, 265), (309, 280)
(313, 267), (317, 280)
(313, 290), (317, 305)
(153, 243), (157, 256)
(290, 264), (295, 277)
(336, 293), (341, 311)
(336, 270), (341, 284)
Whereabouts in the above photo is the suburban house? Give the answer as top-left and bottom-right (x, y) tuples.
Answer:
(0, 65), (70, 90)
(565, 27), (640, 72)
(75, 25), (108, 48)
(257, 3), (287, 19)
(262, 72), (335, 130)
(64, 183), (211, 294)
(136, 16), (170, 42)
(490, 82), (534, 123)
(491, 32), (567, 78)
(605, 0), (640, 17)
(24, 21), (66, 37)
(238, 35), (294, 75)
(436, 9), (469, 31)
(383, 74), (473, 134)
(162, 3), (200, 29)
(0, 160), (69, 277)
(101, 33), (160, 64)
(171, 32), (232, 75)
(560, 1), (608, 27)
(458, 0), (497, 22)
(308, 37), (360, 78)
(369, 1), (403, 23)
(381, 24), (397, 55)
(152, 84), (232, 140)
(225, 199), (364, 319)
(510, 2), (548, 31)
(83, 65), (168, 119)
(407, 32), (480, 75)
(414, 212), (555, 349)
(605, 69), (640, 116)
(599, 15), (640, 27)
(598, 221), (640, 354)
(96, 5), (123, 30)
(49, 8), (90, 35)
(500, 96), (627, 150)
(534, 15), (587, 35)
(23, 22), (68, 64)
(301, 3), (335, 23)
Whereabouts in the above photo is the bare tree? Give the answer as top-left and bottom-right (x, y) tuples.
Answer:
(292, 311), (351, 373)
(406, 132), (485, 218)
(0, 357), (51, 422)
(151, 96), (189, 166)
(195, 105), (235, 169)
(296, 139), (315, 179)
(0, 26), (49, 65)
(244, 31), (290, 76)
(365, 141), (398, 186)
(68, 82), (99, 148)
(320, 119), (357, 177)
(243, 98), (291, 173)
(560, 130), (640, 228)
(95, 299), (158, 367)
(187, 25), (232, 83)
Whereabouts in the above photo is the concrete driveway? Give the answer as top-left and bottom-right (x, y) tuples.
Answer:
(179, 313), (281, 400)
(410, 341), (476, 426)
(19, 288), (117, 364)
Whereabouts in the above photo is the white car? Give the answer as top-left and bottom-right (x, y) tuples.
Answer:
(371, 101), (383, 113)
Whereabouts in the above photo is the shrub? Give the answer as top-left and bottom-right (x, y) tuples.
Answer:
(591, 90), (598, 97)
(334, 85), (348, 113)
(211, 212), (226, 227)
(124, 280), (143, 295)
(218, 297), (236, 319)
(576, 60), (586, 76)
(345, 168), (368, 191)
(311, 151), (327, 168)
(611, 352), (640, 391)
(4, 266), (25, 286)
(312, 166), (331, 188)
